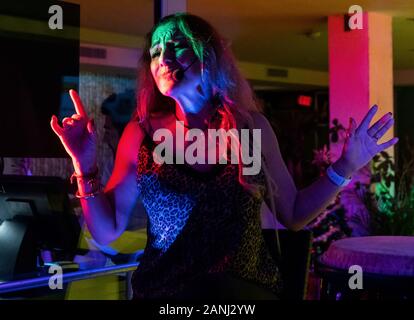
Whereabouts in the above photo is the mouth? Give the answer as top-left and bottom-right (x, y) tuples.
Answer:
(160, 69), (179, 79)
(162, 72), (173, 79)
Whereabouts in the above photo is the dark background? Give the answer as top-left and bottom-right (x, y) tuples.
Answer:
(257, 90), (329, 188)
(0, 1), (80, 157)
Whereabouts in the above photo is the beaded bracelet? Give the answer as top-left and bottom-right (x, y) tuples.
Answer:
(70, 167), (99, 184)
(70, 167), (101, 199)
(75, 189), (101, 200)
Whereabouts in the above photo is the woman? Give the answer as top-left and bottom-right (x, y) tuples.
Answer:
(50, 13), (398, 299)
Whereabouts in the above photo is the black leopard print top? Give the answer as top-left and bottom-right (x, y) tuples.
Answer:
(131, 119), (281, 299)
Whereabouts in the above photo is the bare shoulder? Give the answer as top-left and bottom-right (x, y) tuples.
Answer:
(248, 111), (280, 157)
(116, 120), (146, 166)
(249, 112), (277, 140)
(122, 120), (145, 141)
(249, 111), (271, 130)
(104, 119), (145, 192)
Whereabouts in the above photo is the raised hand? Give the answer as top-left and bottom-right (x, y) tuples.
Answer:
(341, 104), (399, 174)
(50, 89), (98, 174)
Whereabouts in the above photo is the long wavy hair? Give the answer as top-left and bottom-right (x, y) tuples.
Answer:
(133, 13), (278, 202)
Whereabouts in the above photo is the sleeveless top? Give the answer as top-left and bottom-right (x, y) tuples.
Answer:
(131, 118), (281, 299)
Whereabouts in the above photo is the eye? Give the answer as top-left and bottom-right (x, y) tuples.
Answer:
(174, 44), (190, 58)
(175, 42), (189, 50)
(150, 48), (161, 59)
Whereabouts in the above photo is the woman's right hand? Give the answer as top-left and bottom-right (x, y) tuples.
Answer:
(50, 89), (98, 174)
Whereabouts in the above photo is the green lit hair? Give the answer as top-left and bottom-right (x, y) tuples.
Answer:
(134, 13), (277, 199)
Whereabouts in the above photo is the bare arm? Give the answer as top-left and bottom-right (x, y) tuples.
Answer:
(51, 90), (145, 245)
(79, 121), (144, 245)
(254, 108), (397, 231)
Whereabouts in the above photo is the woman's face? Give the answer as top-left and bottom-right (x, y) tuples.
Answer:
(150, 22), (202, 97)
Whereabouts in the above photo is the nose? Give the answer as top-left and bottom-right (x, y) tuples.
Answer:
(159, 46), (175, 67)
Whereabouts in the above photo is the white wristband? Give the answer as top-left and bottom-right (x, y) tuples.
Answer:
(326, 165), (352, 187)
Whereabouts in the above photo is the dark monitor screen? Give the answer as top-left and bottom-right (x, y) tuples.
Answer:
(0, 175), (81, 253)
(0, 1), (80, 157)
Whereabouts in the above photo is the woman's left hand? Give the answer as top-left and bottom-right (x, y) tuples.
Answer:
(339, 104), (399, 175)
